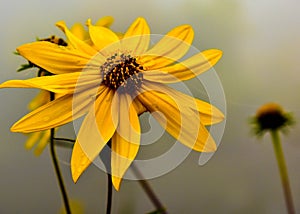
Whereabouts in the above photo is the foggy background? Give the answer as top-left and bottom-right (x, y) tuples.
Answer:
(0, 0), (300, 213)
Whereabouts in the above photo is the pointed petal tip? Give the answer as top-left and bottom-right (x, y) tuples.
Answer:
(55, 20), (67, 32)
(10, 124), (23, 133)
(112, 175), (121, 191)
(95, 16), (114, 27)
(72, 173), (80, 183)
(135, 17), (146, 23)
(213, 49), (223, 57)
(181, 24), (194, 34)
(210, 106), (225, 124)
(71, 163), (81, 183)
(202, 140), (217, 152)
(86, 18), (92, 26)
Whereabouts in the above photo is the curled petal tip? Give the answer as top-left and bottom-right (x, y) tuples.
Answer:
(86, 19), (92, 26)
(55, 20), (67, 32)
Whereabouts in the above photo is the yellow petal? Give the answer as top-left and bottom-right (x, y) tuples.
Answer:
(137, 83), (217, 152)
(0, 72), (100, 94)
(34, 130), (50, 156)
(71, 88), (118, 182)
(59, 199), (84, 214)
(132, 98), (147, 115)
(111, 93), (140, 190)
(95, 16), (114, 27)
(122, 17), (150, 55)
(139, 25), (194, 69)
(87, 19), (120, 52)
(17, 42), (90, 74)
(28, 90), (50, 110)
(11, 85), (101, 133)
(56, 21), (97, 56)
(143, 49), (223, 83)
(70, 23), (89, 41)
(24, 132), (41, 150)
(142, 81), (224, 125)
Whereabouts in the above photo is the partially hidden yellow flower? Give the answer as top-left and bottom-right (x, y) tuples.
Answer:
(1, 17), (224, 190)
(25, 90), (51, 155)
(23, 16), (115, 155)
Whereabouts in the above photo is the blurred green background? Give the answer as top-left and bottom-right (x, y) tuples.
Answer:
(0, 0), (299, 213)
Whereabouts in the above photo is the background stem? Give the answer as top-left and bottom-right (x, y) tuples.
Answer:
(131, 163), (167, 214)
(270, 130), (295, 214)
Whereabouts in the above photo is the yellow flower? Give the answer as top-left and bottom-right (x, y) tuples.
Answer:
(25, 90), (51, 155)
(22, 16), (115, 155)
(1, 17), (224, 190)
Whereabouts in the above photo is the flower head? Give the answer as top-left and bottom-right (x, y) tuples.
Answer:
(1, 17), (224, 190)
(251, 103), (294, 136)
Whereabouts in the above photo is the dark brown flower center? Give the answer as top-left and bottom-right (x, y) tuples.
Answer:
(100, 53), (144, 93)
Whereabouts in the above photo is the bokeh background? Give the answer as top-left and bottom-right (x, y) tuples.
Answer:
(1, 0), (300, 213)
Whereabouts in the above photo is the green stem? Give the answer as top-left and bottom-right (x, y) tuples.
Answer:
(49, 92), (71, 214)
(131, 163), (167, 214)
(50, 128), (71, 214)
(270, 130), (295, 214)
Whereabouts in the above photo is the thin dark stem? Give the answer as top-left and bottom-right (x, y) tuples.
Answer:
(53, 138), (76, 143)
(49, 92), (71, 214)
(271, 130), (295, 214)
(106, 172), (113, 214)
(131, 163), (167, 214)
(99, 140), (113, 214)
(53, 138), (75, 149)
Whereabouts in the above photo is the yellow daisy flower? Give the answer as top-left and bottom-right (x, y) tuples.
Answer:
(1, 17), (224, 190)
(23, 16), (115, 155)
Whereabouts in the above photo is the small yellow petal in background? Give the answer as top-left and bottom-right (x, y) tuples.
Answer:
(28, 90), (50, 110)
(33, 130), (50, 156)
(24, 132), (41, 150)
(95, 16), (114, 27)
(139, 25), (194, 69)
(87, 19), (120, 52)
(70, 23), (89, 41)
(71, 88), (118, 182)
(59, 199), (84, 214)
(111, 93), (140, 190)
(122, 17), (150, 55)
